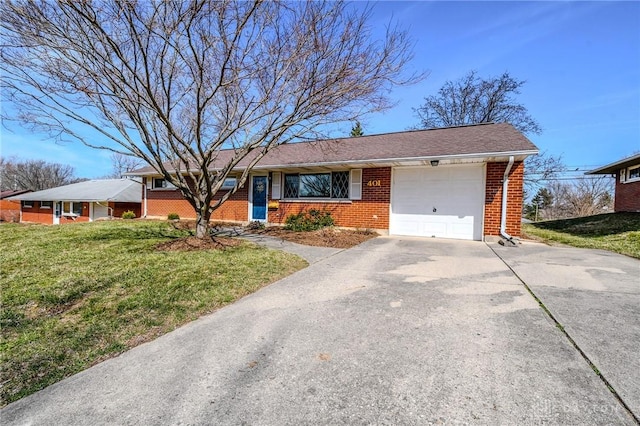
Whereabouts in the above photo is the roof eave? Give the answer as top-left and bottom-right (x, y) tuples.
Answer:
(587, 154), (640, 175)
(129, 149), (539, 176)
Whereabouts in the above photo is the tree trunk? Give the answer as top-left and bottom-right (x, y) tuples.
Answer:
(195, 208), (211, 239)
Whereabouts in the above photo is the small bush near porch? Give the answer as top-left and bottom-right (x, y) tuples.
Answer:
(0, 221), (306, 406)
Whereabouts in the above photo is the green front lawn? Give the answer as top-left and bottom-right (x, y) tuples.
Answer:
(0, 220), (307, 406)
(523, 212), (640, 259)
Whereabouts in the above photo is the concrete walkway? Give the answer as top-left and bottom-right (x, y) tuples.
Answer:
(238, 231), (343, 264)
(2, 237), (637, 425)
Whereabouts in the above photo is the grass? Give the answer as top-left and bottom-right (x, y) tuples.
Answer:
(523, 212), (640, 259)
(0, 220), (307, 406)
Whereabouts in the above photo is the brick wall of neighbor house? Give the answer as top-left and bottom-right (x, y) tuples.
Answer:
(484, 161), (524, 237)
(615, 171), (640, 212)
(23, 202), (90, 224)
(145, 179), (249, 222)
(268, 168), (391, 230)
(20, 201), (54, 224)
(109, 202), (142, 218)
(0, 200), (21, 222)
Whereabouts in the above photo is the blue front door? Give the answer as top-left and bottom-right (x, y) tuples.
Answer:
(252, 176), (268, 221)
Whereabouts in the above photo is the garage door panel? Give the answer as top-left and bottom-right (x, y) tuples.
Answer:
(390, 165), (484, 240)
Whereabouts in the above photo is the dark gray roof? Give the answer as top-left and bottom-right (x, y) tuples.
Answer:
(0, 189), (31, 199)
(9, 179), (142, 203)
(128, 123), (538, 176)
(586, 153), (640, 175)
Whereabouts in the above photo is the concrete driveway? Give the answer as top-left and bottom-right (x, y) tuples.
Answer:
(2, 237), (637, 425)
(492, 241), (640, 422)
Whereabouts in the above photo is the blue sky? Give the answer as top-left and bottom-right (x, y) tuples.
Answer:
(1, 1), (639, 178)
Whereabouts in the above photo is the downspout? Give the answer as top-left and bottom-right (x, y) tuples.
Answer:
(500, 156), (516, 244)
(143, 182), (148, 218)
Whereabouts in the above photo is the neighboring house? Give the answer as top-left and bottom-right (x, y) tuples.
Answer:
(129, 123), (538, 241)
(9, 179), (142, 225)
(0, 189), (31, 222)
(587, 153), (640, 212)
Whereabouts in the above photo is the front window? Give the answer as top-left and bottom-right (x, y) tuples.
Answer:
(22, 201), (33, 208)
(220, 177), (237, 190)
(628, 165), (640, 181)
(40, 201), (53, 209)
(283, 171), (350, 199)
(62, 202), (83, 216)
(152, 177), (175, 189)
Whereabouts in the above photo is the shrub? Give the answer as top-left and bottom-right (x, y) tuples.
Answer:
(121, 210), (136, 219)
(167, 213), (180, 220)
(284, 209), (334, 231)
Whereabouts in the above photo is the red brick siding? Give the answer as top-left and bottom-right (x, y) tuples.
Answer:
(268, 168), (391, 230)
(21, 201), (90, 224)
(109, 202), (142, 218)
(614, 171), (640, 212)
(21, 201), (54, 224)
(144, 163), (527, 237)
(484, 161), (524, 237)
(145, 178), (249, 221)
(0, 199), (21, 222)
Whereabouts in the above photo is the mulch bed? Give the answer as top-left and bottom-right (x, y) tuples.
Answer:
(251, 227), (378, 248)
(155, 236), (242, 251)
(155, 220), (378, 250)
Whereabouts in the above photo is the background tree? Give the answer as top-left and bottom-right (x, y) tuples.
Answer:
(350, 121), (364, 137)
(108, 153), (144, 179)
(523, 187), (553, 221)
(0, 157), (81, 191)
(1, 1), (420, 238)
(526, 177), (614, 220)
(414, 70), (542, 135)
(412, 70), (563, 193)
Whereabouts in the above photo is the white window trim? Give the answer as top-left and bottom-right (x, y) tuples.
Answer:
(625, 165), (640, 183)
(151, 177), (176, 190)
(62, 201), (83, 217)
(40, 201), (53, 209)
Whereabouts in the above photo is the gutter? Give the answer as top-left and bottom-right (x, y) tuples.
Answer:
(125, 150), (540, 177)
(143, 182), (148, 218)
(500, 156), (517, 246)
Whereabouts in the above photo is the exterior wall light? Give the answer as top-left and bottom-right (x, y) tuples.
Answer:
(430, 160), (439, 167)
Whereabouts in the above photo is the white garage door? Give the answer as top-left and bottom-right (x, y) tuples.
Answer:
(390, 165), (485, 240)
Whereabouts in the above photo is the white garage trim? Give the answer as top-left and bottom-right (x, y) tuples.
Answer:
(390, 164), (486, 240)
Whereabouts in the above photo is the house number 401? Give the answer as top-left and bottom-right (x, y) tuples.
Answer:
(367, 180), (381, 187)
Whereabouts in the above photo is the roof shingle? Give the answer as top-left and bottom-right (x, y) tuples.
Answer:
(129, 123), (538, 175)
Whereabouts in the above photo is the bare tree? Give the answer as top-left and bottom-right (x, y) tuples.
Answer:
(1, 1), (420, 238)
(412, 70), (559, 190)
(108, 153), (144, 179)
(524, 150), (566, 192)
(0, 157), (80, 191)
(545, 177), (614, 219)
(414, 70), (542, 135)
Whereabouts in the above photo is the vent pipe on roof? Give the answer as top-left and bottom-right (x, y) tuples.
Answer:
(499, 156), (517, 246)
